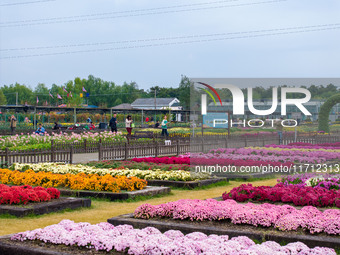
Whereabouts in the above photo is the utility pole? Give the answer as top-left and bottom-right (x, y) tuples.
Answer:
(154, 89), (157, 122)
(15, 92), (18, 105)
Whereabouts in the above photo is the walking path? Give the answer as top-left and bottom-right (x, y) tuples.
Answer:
(72, 153), (98, 163)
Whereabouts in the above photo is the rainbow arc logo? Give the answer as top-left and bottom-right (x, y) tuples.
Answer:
(197, 82), (222, 106)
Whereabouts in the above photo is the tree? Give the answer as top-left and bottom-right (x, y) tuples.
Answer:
(178, 75), (192, 109)
(0, 90), (7, 105)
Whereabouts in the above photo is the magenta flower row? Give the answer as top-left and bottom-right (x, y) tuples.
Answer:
(11, 220), (335, 254)
(132, 156), (293, 167)
(134, 199), (340, 235)
(222, 183), (340, 207)
(205, 147), (340, 163)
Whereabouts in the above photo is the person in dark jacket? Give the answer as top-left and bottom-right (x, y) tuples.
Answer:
(109, 113), (118, 133)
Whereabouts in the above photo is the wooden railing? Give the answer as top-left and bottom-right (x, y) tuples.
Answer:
(0, 147), (73, 166)
(0, 132), (338, 164)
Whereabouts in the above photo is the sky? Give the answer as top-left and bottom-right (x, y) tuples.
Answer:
(0, 0), (339, 91)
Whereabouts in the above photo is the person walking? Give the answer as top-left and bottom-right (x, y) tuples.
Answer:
(109, 113), (118, 133)
(125, 115), (133, 136)
(161, 115), (169, 137)
(10, 115), (17, 135)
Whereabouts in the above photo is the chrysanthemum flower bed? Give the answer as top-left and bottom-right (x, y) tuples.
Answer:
(0, 169), (147, 193)
(12, 163), (209, 181)
(10, 220), (336, 254)
(280, 173), (340, 190)
(87, 160), (191, 171)
(133, 156), (294, 167)
(222, 183), (340, 207)
(265, 142), (340, 150)
(0, 131), (125, 151)
(0, 184), (60, 205)
(134, 199), (340, 235)
(197, 146), (340, 164)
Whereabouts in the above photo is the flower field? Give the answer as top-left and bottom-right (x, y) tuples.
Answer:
(87, 160), (191, 171)
(11, 220), (336, 254)
(11, 163), (209, 181)
(222, 183), (340, 207)
(280, 173), (340, 189)
(0, 168), (147, 192)
(202, 146), (340, 164)
(0, 131), (125, 151)
(0, 184), (60, 205)
(134, 199), (340, 234)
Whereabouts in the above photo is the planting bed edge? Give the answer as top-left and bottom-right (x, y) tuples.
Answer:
(107, 214), (340, 249)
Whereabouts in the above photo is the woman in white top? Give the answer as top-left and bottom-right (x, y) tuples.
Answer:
(125, 115), (133, 135)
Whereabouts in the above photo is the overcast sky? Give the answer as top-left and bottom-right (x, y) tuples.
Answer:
(0, 0), (339, 90)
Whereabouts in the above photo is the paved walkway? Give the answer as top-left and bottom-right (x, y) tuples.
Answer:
(72, 153), (98, 164)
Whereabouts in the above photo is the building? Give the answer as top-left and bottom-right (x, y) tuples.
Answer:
(131, 98), (182, 110)
(131, 98), (182, 121)
(111, 103), (133, 110)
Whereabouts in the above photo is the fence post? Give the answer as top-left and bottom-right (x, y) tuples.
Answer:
(262, 137), (265, 147)
(176, 139), (180, 156)
(70, 145), (73, 164)
(155, 142), (159, 157)
(245, 137), (248, 147)
(124, 142), (128, 160)
(51, 139), (55, 162)
(98, 142), (102, 160)
(84, 139), (87, 153)
(201, 138), (204, 152)
(5, 147), (9, 165)
(224, 137), (228, 148)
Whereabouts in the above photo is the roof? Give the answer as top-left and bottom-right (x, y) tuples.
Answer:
(131, 98), (179, 107)
(111, 103), (133, 109)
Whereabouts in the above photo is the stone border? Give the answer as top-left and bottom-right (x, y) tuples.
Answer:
(0, 198), (91, 217)
(107, 214), (340, 249)
(0, 235), (124, 255)
(58, 186), (171, 201)
(146, 177), (228, 188)
(0, 240), (67, 255)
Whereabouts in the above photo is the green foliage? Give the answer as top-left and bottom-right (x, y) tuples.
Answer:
(0, 90), (7, 105)
(1, 76), (339, 109)
(318, 93), (340, 133)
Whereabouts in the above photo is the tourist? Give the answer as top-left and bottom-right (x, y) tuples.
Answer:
(161, 115), (169, 137)
(53, 122), (61, 130)
(89, 122), (95, 130)
(145, 116), (149, 122)
(275, 117), (283, 144)
(109, 113), (118, 133)
(35, 123), (46, 135)
(87, 117), (92, 123)
(125, 115), (133, 135)
(10, 115), (17, 135)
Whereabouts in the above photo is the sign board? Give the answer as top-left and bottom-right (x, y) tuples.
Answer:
(190, 114), (198, 121)
(203, 112), (229, 128)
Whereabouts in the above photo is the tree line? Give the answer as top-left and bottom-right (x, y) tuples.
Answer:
(0, 75), (338, 109)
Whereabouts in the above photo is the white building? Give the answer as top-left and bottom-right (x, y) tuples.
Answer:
(131, 98), (182, 110)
